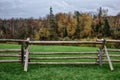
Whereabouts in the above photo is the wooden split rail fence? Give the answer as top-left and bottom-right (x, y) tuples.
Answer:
(0, 39), (28, 63)
(0, 38), (120, 72)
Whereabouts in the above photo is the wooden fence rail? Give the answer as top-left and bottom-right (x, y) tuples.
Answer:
(29, 41), (102, 44)
(30, 52), (98, 55)
(0, 60), (21, 63)
(0, 39), (28, 43)
(106, 40), (120, 43)
(30, 56), (98, 60)
(0, 49), (21, 52)
(0, 54), (20, 57)
(29, 62), (98, 65)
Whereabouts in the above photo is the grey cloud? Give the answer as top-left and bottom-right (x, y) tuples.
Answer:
(0, 0), (25, 18)
(0, 0), (120, 19)
(99, 0), (120, 15)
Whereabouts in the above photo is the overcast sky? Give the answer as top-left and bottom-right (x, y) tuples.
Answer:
(0, 0), (120, 19)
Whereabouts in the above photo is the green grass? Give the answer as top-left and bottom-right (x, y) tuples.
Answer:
(0, 43), (120, 80)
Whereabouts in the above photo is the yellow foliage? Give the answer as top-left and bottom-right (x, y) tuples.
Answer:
(34, 28), (50, 40)
(39, 28), (50, 38)
(80, 14), (92, 38)
(65, 13), (77, 37)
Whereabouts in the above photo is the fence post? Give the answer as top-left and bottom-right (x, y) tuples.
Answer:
(98, 39), (105, 66)
(21, 42), (25, 64)
(24, 38), (30, 72)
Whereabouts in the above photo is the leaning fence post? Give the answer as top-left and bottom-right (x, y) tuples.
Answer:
(24, 38), (30, 72)
(104, 40), (114, 71)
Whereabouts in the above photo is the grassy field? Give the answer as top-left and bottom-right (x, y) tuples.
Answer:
(0, 43), (120, 80)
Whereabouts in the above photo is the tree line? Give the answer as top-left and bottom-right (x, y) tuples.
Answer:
(0, 7), (120, 40)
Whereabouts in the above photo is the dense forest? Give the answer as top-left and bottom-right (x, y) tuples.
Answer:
(0, 7), (120, 40)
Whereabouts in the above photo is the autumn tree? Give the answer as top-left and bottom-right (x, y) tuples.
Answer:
(65, 13), (76, 39)
(80, 14), (92, 38)
(55, 13), (66, 38)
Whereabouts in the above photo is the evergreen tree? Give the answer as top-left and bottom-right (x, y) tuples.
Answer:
(103, 18), (110, 36)
(98, 7), (102, 18)
(96, 7), (109, 37)
(74, 11), (80, 38)
(63, 27), (67, 37)
(49, 7), (55, 28)
(95, 7), (103, 36)
(49, 7), (58, 40)
(98, 7), (103, 34)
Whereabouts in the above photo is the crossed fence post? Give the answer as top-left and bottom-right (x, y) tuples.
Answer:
(99, 39), (105, 66)
(97, 39), (114, 70)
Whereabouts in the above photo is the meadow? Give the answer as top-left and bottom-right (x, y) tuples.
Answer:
(0, 43), (120, 80)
